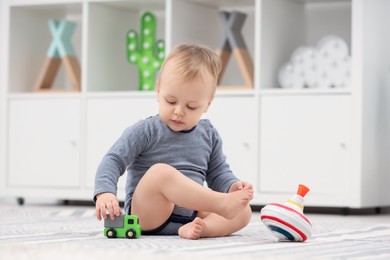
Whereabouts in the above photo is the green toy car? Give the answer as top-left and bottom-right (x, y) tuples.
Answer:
(104, 215), (142, 239)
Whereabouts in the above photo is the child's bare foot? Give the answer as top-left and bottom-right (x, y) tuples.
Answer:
(220, 189), (252, 219)
(178, 217), (206, 240)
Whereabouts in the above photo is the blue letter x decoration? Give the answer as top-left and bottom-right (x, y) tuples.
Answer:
(47, 20), (76, 58)
(34, 19), (81, 92)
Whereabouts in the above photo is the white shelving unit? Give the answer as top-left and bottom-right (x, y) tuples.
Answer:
(0, 0), (389, 209)
(257, 0), (390, 208)
(0, 0), (5, 200)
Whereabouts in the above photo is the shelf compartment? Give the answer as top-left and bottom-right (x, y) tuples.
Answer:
(170, 0), (256, 88)
(86, 0), (166, 92)
(8, 3), (83, 93)
(260, 0), (352, 90)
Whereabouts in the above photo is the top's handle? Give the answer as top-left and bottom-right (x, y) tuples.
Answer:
(297, 184), (310, 198)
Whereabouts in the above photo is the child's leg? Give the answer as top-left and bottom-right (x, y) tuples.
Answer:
(178, 205), (252, 239)
(131, 163), (252, 231)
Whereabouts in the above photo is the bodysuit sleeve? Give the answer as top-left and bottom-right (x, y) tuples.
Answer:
(205, 125), (239, 193)
(93, 120), (150, 201)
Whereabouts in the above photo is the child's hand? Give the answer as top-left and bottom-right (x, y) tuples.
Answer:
(229, 181), (254, 200)
(95, 192), (122, 221)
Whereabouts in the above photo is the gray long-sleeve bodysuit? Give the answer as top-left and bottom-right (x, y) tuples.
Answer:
(94, 115), (239, 219)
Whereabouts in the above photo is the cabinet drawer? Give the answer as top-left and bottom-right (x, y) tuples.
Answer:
(205, 96), (257, 185)
(259, 94), (351, 196)
(7, 98), (81, 188)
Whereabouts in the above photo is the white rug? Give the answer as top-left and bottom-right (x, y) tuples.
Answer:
(1, 203), (390, 259)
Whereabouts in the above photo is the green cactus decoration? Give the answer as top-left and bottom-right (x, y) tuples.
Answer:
(127, 12), (165, 91)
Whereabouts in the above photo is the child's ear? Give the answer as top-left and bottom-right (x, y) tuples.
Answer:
(155, 80), (160, 101)
(205, 94), (215, 112)
(204, 98), (214, 113)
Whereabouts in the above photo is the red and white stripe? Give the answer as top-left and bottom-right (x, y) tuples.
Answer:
(260, 202), (312, 242)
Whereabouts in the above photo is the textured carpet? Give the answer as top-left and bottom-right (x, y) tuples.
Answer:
(1, 203), (390, 259)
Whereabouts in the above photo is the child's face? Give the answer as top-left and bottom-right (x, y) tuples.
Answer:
(156, 59), (215, 132)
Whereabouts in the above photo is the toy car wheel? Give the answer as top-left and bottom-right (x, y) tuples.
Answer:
(106, 228), (117, 238)
(126, 229), (136, 239)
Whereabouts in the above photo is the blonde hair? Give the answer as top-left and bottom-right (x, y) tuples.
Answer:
(159, 43), (222, 87)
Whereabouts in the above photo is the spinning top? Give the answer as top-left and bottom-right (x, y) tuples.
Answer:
(260, 184), (312, 242)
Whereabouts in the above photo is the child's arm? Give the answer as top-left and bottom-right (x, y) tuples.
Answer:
(94, 121), (150, 221)
(95, 192), (122, 221)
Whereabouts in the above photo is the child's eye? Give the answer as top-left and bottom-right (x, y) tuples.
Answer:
(166, 99), (176, 105)
(187, 106), (197, 110)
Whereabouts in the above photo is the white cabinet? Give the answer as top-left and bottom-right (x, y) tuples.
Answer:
(256, 0), (390, 208)
(259, 94), (352, 205)
(205, 96), (258, 186)
(0, 0), (390, 209)
(0, 0), (260, 203)
(7, 98), (81, 188)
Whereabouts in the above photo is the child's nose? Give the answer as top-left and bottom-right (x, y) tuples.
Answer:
(174, 106), (184, 116)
